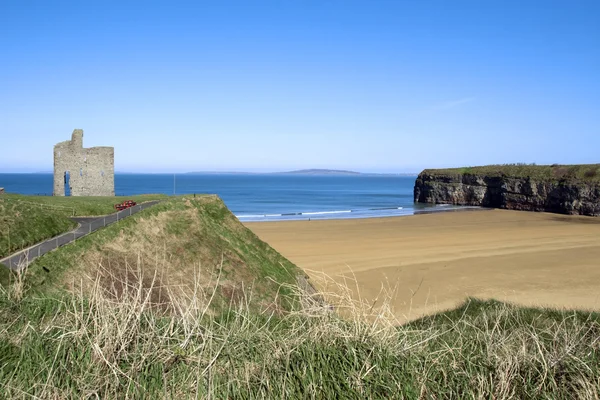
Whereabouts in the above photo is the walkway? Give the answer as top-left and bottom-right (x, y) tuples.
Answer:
(0, 201), (161, 270)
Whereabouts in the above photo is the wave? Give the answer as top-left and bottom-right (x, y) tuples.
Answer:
(302, 210), (352, 216)
(235, 206), (407, 220)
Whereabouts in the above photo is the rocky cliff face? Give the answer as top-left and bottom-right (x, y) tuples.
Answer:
(414, 172), (600, 216)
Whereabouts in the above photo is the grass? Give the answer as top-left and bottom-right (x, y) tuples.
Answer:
(421, 163), (600, 182)
(4, 195), (300, 314)
(2, 193), (168, 216)
(0, 268), (598, 399)
(2, 192), (599, 398)
(0, 193), (168, 260)
(0, 199), (76, 259)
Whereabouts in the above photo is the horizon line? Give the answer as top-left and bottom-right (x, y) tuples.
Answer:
(1, 168), (421, 175)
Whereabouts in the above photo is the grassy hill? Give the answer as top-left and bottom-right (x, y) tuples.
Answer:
(0, 194), (599, 398)
(0, 193), (167, 259)
(422, 163), (600, 181)
(0, 198), (76, 259)
(6, 195), (300, 313)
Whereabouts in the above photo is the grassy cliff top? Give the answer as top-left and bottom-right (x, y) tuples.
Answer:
(1, 193), (168, 216)
(421, 164), (600, 181)
(2, 195), (300, 313)
(0, 194), (168, 259)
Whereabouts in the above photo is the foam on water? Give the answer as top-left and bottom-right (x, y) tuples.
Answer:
(236, 204), (482, 222)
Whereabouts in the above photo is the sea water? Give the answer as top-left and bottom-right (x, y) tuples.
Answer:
(0, 173), (471, 221)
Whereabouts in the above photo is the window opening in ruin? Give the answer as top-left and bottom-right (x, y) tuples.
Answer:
(80, 168), (83, 177)
(64, 171), (71, 196)
(101, 170), (105, 177)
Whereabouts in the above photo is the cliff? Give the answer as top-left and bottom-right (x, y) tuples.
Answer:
(414, 165), (600, 216)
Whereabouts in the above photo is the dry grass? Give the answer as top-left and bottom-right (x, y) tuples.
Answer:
(19, 196), (300, 314)
(1, 261), (599, 399)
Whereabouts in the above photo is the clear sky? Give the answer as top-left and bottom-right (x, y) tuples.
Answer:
(1, 1), (598, 173)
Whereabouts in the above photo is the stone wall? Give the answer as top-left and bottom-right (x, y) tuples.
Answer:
(53, 129), (115, 196)
(414, 171), (600, 216)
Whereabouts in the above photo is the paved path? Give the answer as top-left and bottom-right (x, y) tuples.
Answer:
(0, 201), (161, 270)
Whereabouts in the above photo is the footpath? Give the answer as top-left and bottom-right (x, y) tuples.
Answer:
(0, 201), (160, 270)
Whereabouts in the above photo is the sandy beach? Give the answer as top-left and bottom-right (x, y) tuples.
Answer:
(246, 209), (600, 321)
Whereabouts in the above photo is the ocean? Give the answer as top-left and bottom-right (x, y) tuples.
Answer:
(0, 173), (465, 221)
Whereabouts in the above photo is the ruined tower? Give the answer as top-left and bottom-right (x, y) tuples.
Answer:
(53, 129), (115, 196)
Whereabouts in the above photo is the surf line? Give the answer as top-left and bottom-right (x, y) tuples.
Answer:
(236, 206), (404, 219)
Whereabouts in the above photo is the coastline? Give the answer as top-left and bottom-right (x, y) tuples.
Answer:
(235, 204), (483, 222)
(246, 209), (600, 322)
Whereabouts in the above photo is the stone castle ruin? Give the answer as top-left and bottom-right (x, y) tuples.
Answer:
(53, 129), (115, 196)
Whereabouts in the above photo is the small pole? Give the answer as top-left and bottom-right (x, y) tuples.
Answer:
(89, 224), (91, 234)
(104, 217), (106, 227)
(174, 173), (176, 195)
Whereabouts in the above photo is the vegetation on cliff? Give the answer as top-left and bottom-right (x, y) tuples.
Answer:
(421, 163), (600, 182)
(0, 194), (167, 259)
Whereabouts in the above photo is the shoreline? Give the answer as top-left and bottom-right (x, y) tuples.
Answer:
(236, 204), (484, 223)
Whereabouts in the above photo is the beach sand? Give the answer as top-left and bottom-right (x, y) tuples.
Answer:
(246, 209), (600, 322)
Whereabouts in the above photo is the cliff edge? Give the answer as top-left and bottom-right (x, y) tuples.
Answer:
(414, 164), (600, 216)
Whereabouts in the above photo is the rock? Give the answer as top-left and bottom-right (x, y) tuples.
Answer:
(414, 172), (600, 216)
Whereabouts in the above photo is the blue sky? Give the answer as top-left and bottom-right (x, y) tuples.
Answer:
(1, 0), (598, 173)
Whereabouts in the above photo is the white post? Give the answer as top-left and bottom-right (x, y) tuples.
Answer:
(174, 173), (176, 195)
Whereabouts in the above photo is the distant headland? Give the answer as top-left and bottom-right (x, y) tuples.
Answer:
(277, 169), (361, 175)
(184, 169), (417, 176)
(7, 169), (419, 176)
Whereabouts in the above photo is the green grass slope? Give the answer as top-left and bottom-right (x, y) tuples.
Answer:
(8, 195), (300, 313)
(0, 284), (598, 399)
(0, 198), (76, 259)
(0, 193), (167, 259)
(422, 163), (600, 182)
(2, 193), (168, 216)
